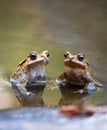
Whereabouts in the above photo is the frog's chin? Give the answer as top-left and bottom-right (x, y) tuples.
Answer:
(27, 67), (47, 85)
(29, 66), (46, 78)
(64, 60), (86, 69)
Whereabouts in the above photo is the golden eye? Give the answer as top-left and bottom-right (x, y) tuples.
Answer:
(77, 54), (84, 61)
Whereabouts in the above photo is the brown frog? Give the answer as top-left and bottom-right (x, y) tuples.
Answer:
(57, 51), (102, 92)
(10, 50), (49, 87)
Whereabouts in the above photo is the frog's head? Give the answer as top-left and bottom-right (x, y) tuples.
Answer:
(25, 50), (49, 80)
(64, 51), (89, 70)
(27, 50), (49, 70)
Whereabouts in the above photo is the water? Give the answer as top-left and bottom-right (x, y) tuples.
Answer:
(0, 0), (107, 129)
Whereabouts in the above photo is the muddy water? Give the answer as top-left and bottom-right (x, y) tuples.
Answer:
(0, 0), (107, 129)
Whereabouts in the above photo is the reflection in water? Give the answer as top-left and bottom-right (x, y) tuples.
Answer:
(11, 79), (97, 107)
(58, 83), (90, 106)
(12, 83), (45, 107)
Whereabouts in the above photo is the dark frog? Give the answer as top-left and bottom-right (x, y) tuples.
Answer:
(57, 51), (102, 93)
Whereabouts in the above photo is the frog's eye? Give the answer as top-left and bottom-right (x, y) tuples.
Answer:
(30, 52), (37, 60)
(77, 54), (84, 61)
(64, 51), (69, 59)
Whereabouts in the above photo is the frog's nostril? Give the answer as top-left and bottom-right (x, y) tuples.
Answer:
(30, 53), (37, 60)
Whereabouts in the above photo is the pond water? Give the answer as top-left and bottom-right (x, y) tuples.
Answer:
(0, 0), (107, 129)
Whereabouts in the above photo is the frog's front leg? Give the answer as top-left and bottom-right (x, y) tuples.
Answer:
(17, 86), (35, 96)
(12, 84), (36, 106)
(74, 82), (96, 94)
(12, 82), (34, 97)
(85, 71), (103, 88)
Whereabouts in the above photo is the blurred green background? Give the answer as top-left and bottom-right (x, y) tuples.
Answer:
(0, 0), (107, 109)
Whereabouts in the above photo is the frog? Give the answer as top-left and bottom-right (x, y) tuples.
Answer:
(57, 51), (102, 93)
(10, 50), (49, 87)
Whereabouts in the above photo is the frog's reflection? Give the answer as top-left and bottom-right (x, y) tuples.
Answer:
(58, 83), (89, 106)
(12, 83), (45, 107)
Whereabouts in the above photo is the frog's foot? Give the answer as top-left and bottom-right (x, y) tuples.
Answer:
(74, 89), (85, 94)
(86, 82), (96, 94)
(25, 92), (35, 96)
(56, 79), (67, 86)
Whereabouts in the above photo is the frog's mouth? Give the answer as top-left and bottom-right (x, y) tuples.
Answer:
(27, 57), (48, 68)
(64, 59), (86, 69)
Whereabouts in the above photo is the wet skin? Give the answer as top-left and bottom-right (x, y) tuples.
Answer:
(11, 50), (49, 87)
(10, 51), (49, 106)
(58, 51), (102, 92)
